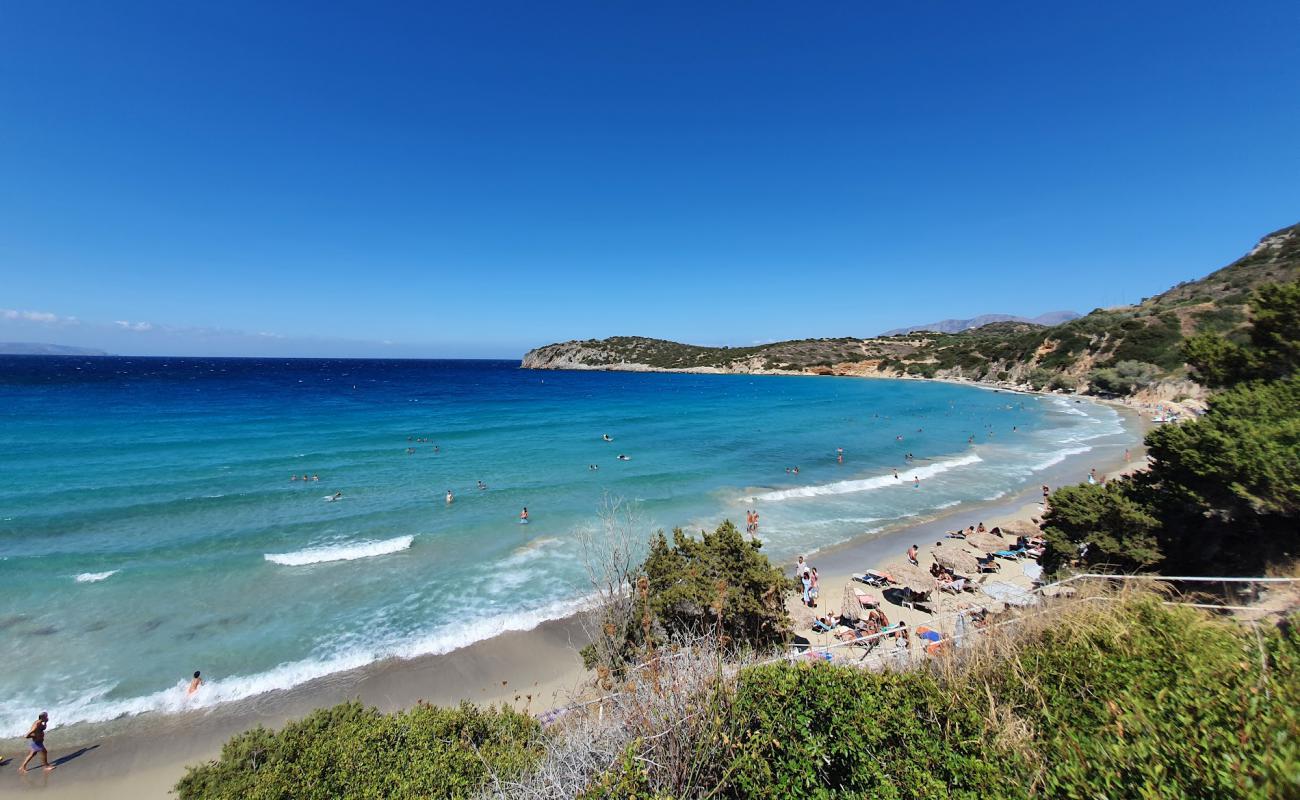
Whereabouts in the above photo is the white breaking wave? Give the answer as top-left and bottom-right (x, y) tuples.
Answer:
(0, 593), (590, 738)
(1029, 445), (1092, 471)
(747, 453), (983, 503)
(1051, 398), (1091, 417)
(75, 570), (119, 583)
(264, 535), (414, 566)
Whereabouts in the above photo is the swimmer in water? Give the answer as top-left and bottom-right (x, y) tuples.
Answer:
(291, 475), (298, 481)
(602, 434), (613, 442)
(446, 490), (454, 504)
(187, 671), (203, 695)
(617, 454), (630, 461)
(520, 507), (529, 522)
(331, 491), (343, 500)
(477, 480), (487, 490)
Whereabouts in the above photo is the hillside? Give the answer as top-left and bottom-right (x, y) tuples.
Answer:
(522, 221), (1300, 399)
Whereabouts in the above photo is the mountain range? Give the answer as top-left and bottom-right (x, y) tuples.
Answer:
(880, 311), (1079, 336)
(0, 342), (110, 356)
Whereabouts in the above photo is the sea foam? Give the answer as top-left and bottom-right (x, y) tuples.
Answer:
(0, 593), (589, 738)
(747, 453), (983, 502)
(264, 535), (414, 566)
(75, 570), (119, 583)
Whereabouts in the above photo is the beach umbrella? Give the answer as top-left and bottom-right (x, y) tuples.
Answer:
(840, 584), (863, 623)
(932, 548), (979, 575)
(966, 532), (1004, 552)
(888, 562), (936, 591)
(999, 519), (1041, 538)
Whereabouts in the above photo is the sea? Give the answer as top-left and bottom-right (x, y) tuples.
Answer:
(0, 356), (1133, 736)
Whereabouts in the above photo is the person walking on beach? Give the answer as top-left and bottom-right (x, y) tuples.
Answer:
(800, 570), (813, 607)
(809, 567), (820, 608)
(187, 671), (203, 695)
(19, 712), (53, 773)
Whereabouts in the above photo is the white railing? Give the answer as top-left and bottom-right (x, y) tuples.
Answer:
(774, 572), (1299, 669)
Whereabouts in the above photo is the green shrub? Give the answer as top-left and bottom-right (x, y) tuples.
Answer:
(1088, 359), (1161, 395)
(175, 701), (541, 800)
(584, 595), (1300, 799)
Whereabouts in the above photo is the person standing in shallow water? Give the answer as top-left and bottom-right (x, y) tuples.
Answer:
(19, 712), (54, 773)
(188, 671), (203, 695)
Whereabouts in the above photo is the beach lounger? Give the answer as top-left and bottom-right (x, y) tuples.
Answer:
(938, 578), (967, 594)
(992, 548), (1027, 560)
(853, 589), (881, 609)
(810, 618), (835, 633)
(853, 570), (891, 587)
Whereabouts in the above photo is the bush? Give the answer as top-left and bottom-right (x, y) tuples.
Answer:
(578, 593), (1300, 799)
(175, 701), (541, 800)
(582, 520), (795, 676)
(643, 521), (794, 651)
(1041, 481), (1162, 573)
(1088, 359), (1161, 395)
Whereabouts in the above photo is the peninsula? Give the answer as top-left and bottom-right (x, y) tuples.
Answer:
(523, 221), (1299, 406)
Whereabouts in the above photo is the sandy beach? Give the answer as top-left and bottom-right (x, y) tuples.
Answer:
(2, 396), (1146, 799)
(1, 616), (593, 799)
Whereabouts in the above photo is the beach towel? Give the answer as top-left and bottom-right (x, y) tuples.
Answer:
(1021, 562), (1044, 582)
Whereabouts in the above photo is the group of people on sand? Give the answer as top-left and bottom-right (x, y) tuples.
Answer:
(745, 509), (760, 535)
(795, 556), (820, 607)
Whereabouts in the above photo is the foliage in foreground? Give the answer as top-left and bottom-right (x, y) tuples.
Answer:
(175, 701), (541, 800)
(574, 593), (1300, 800)
(581, 519), (794, 676)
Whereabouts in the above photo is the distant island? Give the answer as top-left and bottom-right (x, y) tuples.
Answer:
(523, 221), (1300, 403)
(0, 342), (110, 356)
(879, 310), (1079, 337)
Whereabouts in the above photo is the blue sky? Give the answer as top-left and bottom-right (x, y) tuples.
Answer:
(2, 1), (1297, 358)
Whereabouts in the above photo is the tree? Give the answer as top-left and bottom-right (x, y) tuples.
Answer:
(1185, 280), (1300, 387)
(1140, 376), (1300, 572)
(1040, 482), (1162, 573)
(644, 521), (795, 652)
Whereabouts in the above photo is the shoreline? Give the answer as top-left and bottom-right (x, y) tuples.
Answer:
(2, 387), (1146, 798)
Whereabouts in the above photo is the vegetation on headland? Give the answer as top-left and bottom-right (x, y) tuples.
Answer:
(522, 221), (1300, 399)
(1041, 279), (1300, 576)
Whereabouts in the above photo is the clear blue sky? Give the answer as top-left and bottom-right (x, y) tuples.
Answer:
(2, 1), (1297, 358)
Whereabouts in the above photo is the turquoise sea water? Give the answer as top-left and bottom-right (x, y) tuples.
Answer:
(0, 357), (1130, 735)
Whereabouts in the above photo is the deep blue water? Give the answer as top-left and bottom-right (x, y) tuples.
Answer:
(0, 356), (1129, 734)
